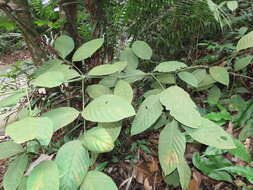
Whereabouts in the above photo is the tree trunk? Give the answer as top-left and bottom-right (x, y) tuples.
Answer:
(0, 0), (47, 64)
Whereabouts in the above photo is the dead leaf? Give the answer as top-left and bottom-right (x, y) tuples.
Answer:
(144, 178), (152, 190)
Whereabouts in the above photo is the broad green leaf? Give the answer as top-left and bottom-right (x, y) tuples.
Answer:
(237, 31), (253, 52)
(54, 35), (74, 58)
(80, 171), (118, 190)
(119, 48), (139, 70)
(33, 59), (63, 78)
(197, 74), (216, 89)
(164, 170), (180, 187)
(193, 69), (207, 83)
(204, 146), (227, 156)
(114, 80), (133, 102)
(98, 122), (122, 141)
(0, 141), (24, 160)
(217, 166), (253, 183)
(31, 71), (65, 88)
(80, 127), (114, 153)
(229, 138), (251, 163)
(160, 86), (202, 128)
(156, 74), (175, 84)
(186, 118), (235, 149)
(159, 121), (186, 176)
(55, 140), (90, 190)
(3, 154), (28, 190)
(99, 74), (118, 87)
(73, 38), (104, 61)
(132, 41), (152, 60)
(41, 107), (80, 131)
(82, 95), (135, 122)
(239, 124), (253, 141)
(113, 61), (128, 73)
(86, 84), (112, 99)
(234, 56), (253, 71)
(226, 1), (238, 11)
(120, 70), (146, 83)
(0, 91), (26, 107)
(143, 89), (163, 98)
(33, 59), (80, 81)
(131, 95), (163, 135)
(154, 61), (187, 73)
(207, 86), (221, 105)
(17, 177), (27, 190)
(88, 64), (120, 76)
(177, 159), (191, 190)
(27, 161), (59, 190)
(209, 66), (229, 86)
(178, 71), (198, 87)
(192, 153), (233, 182)
(6, 117), (53, 145)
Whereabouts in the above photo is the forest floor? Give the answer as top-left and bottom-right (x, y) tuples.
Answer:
(0, 50), (31, 188)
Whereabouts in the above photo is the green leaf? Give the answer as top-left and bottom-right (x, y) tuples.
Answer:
(226, 1), (238, 11)
(193, 69), (207, 84)
(234, 56), (253, 71)
(159, 121), (186, 176)
(82, 95), (135, 122)
(237, 31), (253, 52)
(217, 166), (253, 183)
(207, 86), (221, 105)
(154, 61), (187, 73)
(98, 122), (122, 141)
(80, 127), (114, 153)
(192, 153), (233, 182)
(3, 154), (28, 190)
(186, 118), (235, 149)
(119, 48), (139, 70)
(160, 86), (202, 128)
(0, 141), (24, 160)
(6, 117), (54, 145)
(80, 171), (118, 190)
(114, 80), (133, 102)
(156, 74), (175, 84)
(197, 74), (216, 89)
(209, 66), (229, 86)
(31, 71), (65, 88)
(86, 84), (112, 99)
(73, 38), (104, 61)
(33, 59), (63, 78)
(41, 107), (80, 131)
(132, 41), (152, 60)
(177, 159), (191, 190)
(27, 161), (59, 190)
(229, 138), (251, 163)
(54, 35), (74, 58)
(120, 70), (146, 83)
(55, 140), (90, 190)
(88, 64), (120, 76)
(99, 74), (118, 87)
(131, 95), (163, 135)
(17, 177), (27, 190)
(178, 71), (198, 87)
(33, 59), (80, 81)
(0, 91), (26, 107)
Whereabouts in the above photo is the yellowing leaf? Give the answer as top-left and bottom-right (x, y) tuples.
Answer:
(237, 31), (253, 52)
(27, 161), (59, 190)
(159, 121), (186, 176)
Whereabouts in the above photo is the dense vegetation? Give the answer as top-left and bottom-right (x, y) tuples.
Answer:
(0, 0), (253, 189)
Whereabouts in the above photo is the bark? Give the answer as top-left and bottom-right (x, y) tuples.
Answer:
(59, 0), (82, 48)
(0, 0), (47, 64)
